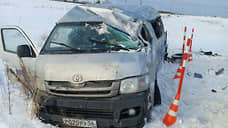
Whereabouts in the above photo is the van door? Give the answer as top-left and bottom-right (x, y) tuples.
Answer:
(0, 26), (38, 78)
(138, 22), (159, 80)
(138, 22), (160, 107)
(140, 22), (161, 72)
(150, 17), (167, 62)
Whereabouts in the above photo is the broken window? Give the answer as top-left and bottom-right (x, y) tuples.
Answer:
(151, 17), (164, 39)
(41, 22), (140, 54)
(140, 24), (152, 43)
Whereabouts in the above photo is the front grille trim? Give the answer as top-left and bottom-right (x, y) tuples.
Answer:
(49, 89), (111, 95)
(40, 106), (114, 119)
(45, 80), (120, 97)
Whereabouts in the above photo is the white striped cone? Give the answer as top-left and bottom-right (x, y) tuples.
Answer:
(183, 38), (191, 66)
(181, 26), (187, 56)
(173, 65), (184, 79)
(188, 28), (194, 62)
(164, 39), (191, 127)
(163, 94), (180, 127)
(188, 53), (193, 62)
(174, 38), (190, 79)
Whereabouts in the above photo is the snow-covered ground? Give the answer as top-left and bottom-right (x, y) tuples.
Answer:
(148, 54), (228, 128)
(0, 0), (75, 50)
(0, 0), (228, 128)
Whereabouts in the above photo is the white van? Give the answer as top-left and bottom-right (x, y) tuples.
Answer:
(0, 5), (167, 128)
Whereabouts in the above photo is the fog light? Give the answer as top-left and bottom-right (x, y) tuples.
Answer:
(128, 108), (136, 116)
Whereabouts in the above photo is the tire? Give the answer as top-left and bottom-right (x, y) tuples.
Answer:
(164, 47), (168, 61)
(154, 80), (161, 106)
(146, 80), (161, 122)
(172, 53), (182, 59)
(146, 105), (153, 123)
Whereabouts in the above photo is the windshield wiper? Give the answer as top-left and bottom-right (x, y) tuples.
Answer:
(89, 38), (130, 51)
(50, 41), (82, 52)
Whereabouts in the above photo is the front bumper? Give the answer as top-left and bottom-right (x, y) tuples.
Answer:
(35, 90), (149, 128)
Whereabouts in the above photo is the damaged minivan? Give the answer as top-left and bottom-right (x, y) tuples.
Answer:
(0, 5), (167, 128)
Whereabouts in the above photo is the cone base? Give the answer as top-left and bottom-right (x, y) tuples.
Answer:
(163, 113), (177, 127)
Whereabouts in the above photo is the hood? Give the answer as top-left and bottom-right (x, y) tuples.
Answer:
(36, 52), (148, 83)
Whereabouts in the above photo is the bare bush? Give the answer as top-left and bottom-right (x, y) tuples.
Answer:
(6, 56), (38, 117)
(4, 56), (52, 119)
(5, 66), (12, 115)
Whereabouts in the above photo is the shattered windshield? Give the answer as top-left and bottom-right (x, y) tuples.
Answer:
(41, 22), (139, 54)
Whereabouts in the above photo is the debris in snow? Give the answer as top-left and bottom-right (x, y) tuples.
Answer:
(171, 53), (182, 60)
(211, 86), (228, 93)
(194, 73), (203, 79)
(208, 68), (215, 75)
(200, 50), (220, 56)
(211, 89), (217, 93)
(201, 51), (212, 55)
(171, 53), (183, 63)
(187, 72), (192, 76)
(215, 68), (224, 75)
(166, 56), (175, 63)
(222, 86), (228, 90)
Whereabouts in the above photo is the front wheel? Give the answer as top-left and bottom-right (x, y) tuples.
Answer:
(154, 80), (161, 106)
(146, 80), (161, 122)
(164, 47), (168, 61)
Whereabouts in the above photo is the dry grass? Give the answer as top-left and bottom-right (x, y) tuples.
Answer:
(8, 58), (35, 98)
(6, 56), (40, 118)
(5, 66), (12, 115)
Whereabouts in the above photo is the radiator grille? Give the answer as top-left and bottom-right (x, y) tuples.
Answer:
(46, 80), (120, 97)
(40, 106), (114, 119)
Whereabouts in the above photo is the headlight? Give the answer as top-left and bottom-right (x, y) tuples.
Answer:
(120, 76), (149, 94)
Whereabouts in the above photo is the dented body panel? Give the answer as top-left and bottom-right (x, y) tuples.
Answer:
(58, 5), (160, 38)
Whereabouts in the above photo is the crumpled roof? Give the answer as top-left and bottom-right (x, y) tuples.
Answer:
(58, 4), (160, 37)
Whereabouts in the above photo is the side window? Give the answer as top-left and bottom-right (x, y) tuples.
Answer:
(151, 17), (164, 39)
(1, 28), (30, 53)
(140, 24), (152, 43)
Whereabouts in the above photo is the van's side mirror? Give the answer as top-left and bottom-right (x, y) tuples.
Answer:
(17, 45), (35, 58)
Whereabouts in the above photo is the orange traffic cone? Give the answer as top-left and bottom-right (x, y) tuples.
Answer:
(174, 27), (187, 79)
(163, 94), (180, 127)
(173, 65), (184, 79)
(188, 54), (193, 62)
(173, 52), (188, 79)
(180, 27), (187, 66)
(164, 39), (191, 127)
(188, 28), (194, 62)
(182, 26), (187, 56)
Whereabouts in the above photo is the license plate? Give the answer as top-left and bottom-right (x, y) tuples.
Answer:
(62, 118), (97, 128)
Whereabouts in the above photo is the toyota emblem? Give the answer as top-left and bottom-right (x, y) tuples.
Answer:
(72, 74), (83, 83)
